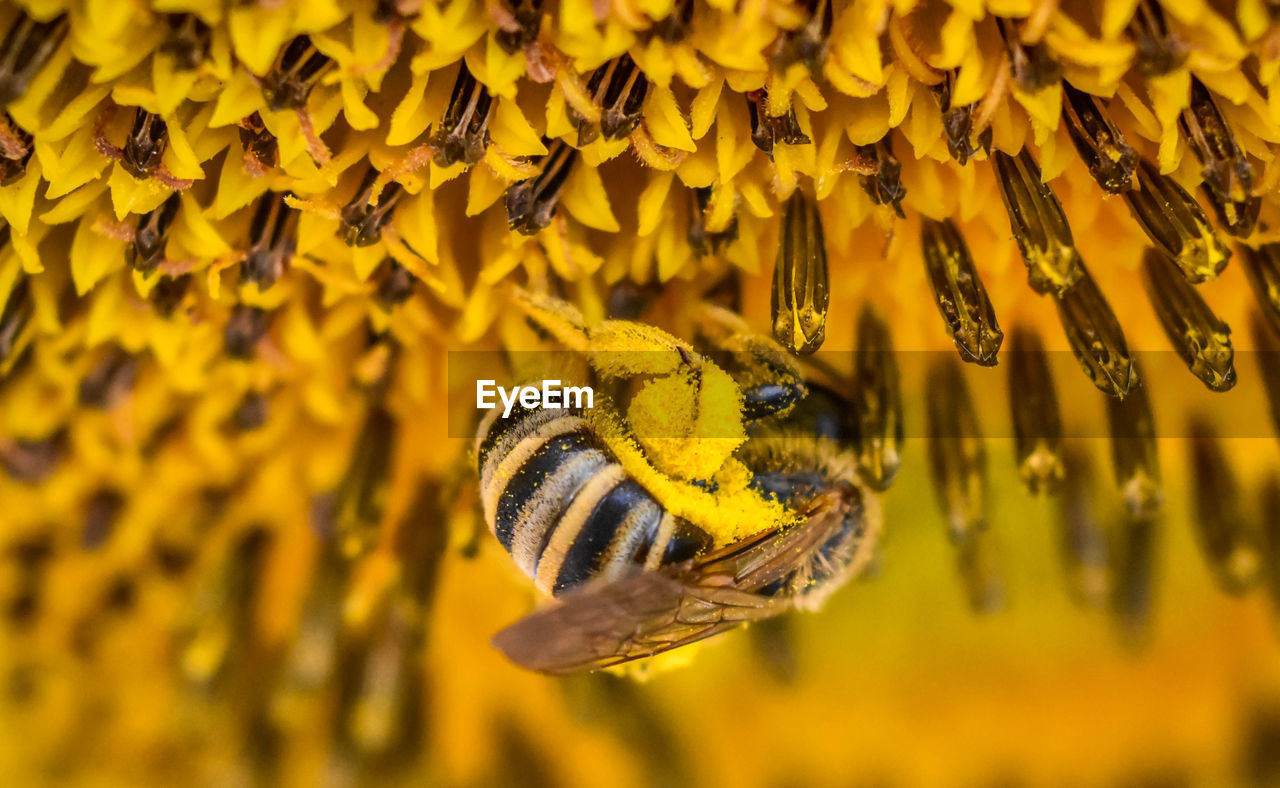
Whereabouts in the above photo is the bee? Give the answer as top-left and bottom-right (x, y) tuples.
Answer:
(478, 291), (881, 674)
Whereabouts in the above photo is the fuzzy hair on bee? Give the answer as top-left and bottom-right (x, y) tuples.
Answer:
(474, 291), (881, 674)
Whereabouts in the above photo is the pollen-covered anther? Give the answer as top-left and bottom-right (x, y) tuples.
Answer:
(747, 92), (810, 156)
(1123, 160), (1230, 283)
(1241, 244), (1280, 340)
(920, 218), (1002, 366)
(1142, 248), (1236, 392)
(431, 63), (494, 168)
(129, 193), (181, 273)
(857, 138), (907, 218)
(0, 12), (68, 106)
(1188, 419), (1262, 595)
(925, 358), (988, 546)
(852, 307), (903, 492)
(1054, 268), (1135, 399)
(506, 139), (576, 236)
(242, 192), (299, 289)
(1105, 373), (1163, 520)
(573, 54), (648, 145)
(1061, 83), (1136, 194)
(159, 14), (211, 71)
(261, 36), (333, 112)
(1180, 78), (1260, 238)
(341, 167), (405, 248)
(1007, 327), (1064, 495)
(771, 190), (828, 356)
(991, 148), (1084, 296)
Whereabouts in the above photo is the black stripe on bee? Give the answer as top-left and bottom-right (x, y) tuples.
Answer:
(554, 480), (661, 593)
(494, 430), (598, 550)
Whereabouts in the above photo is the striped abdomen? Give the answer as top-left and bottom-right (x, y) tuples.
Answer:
(475, 404), (710, 596)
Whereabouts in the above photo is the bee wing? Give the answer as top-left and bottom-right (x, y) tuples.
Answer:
(492, 490), (854, 674)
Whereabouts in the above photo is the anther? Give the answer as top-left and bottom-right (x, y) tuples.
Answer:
(1061, 82), (1136, 194)
(432, 63), (494, 167)
(0, 13), (68, 106)
(0, 276), (31, 365)
(261, 36), (333, 112)
(1105, 373), (1162, 520)
(996, 17), (1061, 92)
(238, 113), (279, 173)
(1241, 244), (1280, 340)
(687, 187), (737, 257)
(925, 358), (987, 545)
(79, 347), (136, 408)
(1129, 0), (1187, 77)
(647, 0), (693, 43)
(932, 72), (977, 165)
(1057, 449), (1111, 607)
(83, 490), (124, 550)
(856, 138), (906, 218)
(571, 54), (648, 146)
(151, 274), (191, 318)
(225, 305), (272, 360)
(773, 0), (833, 74)
(121, 108), (169, 180)
(0, 114), (32, 185)
(770, 190), (828, 356)
(852, 306), (903, 491)
(1007, 327), (1064, 495)
(1187, 418), (1262, 594)
(920, 217), (1003, 366)
(990, 148), (1084, 295)
(160, 14), (212, 72)
(243, 192), (299, 289)
(1142, 248), (1236, 392)
(341, 167), (404, 248)
(128, 193), (181, 273)
(506, 139), (577, 236)
(376, 259), (416, 307)
(494, 0), (545, 55)
(1124, 159), (1230, 283)
(333, 407), (395, 558)
(1180, 77), (1259, 237)
(1054, 267), (1135, 398)
(746, 93), (810, 156)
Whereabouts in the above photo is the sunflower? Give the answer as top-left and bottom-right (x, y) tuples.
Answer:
(2, 0), (1280, 785)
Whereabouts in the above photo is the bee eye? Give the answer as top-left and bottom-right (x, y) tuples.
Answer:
(925, 358), (987, 546)
(0, 12), (68, 107)
(262, 36), (333, 112)
(1105, 373), (1162, 520)
(432, 63), (494, 168)
(990, 148), (1084, 296)
(1006, 328), (1064, 495)
(1242, 245), (1280, 340)
(1053, 268), (1135, 399)
(856, 138), (906, 217)
(771, 190), (828, 356)
(1188, 420), (1262, 594)
(243, 193), (299, 290)
(1124, 159), (1230, 283)
(746, 93), (810, 155)
(0, 273), (31, 365)
(340, 167), (405, 248)
(852, 307), (903, 491)
(1061, 83), (1136, 194)
(1180, 77), (1259, 237)
(506, 140), (577, 236)
(920, 218), (1003, 366)
(224, 304), (272, 360)
(122, 108), (169, 180)
(1142, 248), (1236, 392)
(129, 193), (181, 273)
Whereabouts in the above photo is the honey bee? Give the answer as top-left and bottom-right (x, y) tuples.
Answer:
(477, 291), (881, 674)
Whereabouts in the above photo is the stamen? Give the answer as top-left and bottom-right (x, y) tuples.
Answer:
(770, 190), (828, 356)
(1111, 512), (1156, 647)
(225, 305), (272, 360)
(996, 16), (1061, 92)
(1007, 327), (1064, 495)
(261, 36), (333, 112)
(340, 167), (405, 248)
(1180, 77), (1258, 236)
(852, 306), (903, 491)
(1142, 248), (1236, 392)
(1129, 0), (1187, 77)
(1123, 159), (1230, 283)
(151, 274), (191, 318)
(0, 13), (68, 106)
(1057, 450), (1110, 607)
(1054, 267), (1135, 398)
(494, 0), (545, 55)
(0, 113), (32, 185)
(233, 392), (268, 432)
(506, 139), (576, 236)
(432, 63), (494, 168)
(856, 138), (906, 218)
(0, 430), (65, 484)
(1241, 244), (1280, 340)
(242, 192), (299, 289)
(1061, 82), (1136, 194)
(79, 347), (137, 408)
(376, 259), (416, 307)
(647, 0), (694, 44)
(121, 108), (169, 180)
(333, 407), (395, 558)
(1105, 374), (1162, 520)
(129, 193), (181, 273)
(160, 14), (212, 72)
(990, 148), (1084, 295)
(920, 217), (1003, 366)
(958, 528), (1005, 613)
(932, 72), (977, 165)
(686, 186), (737, 257)
(239, 113), (278, 174)
(0, 275), (30, 365)
(925, 358), (987, 545)
(773, 0), (833, 74)
(1187, 418), (1262, 594)
(83, 490), (124, 550)
(746, 93), (810, 155)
